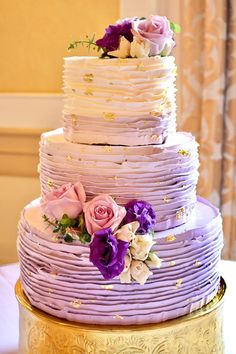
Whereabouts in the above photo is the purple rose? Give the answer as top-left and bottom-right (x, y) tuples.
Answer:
(90, 228), (129, 280)
(96, 18), (134, 52)
(132, 15), (175, 56)
(123, 200), (156, 234)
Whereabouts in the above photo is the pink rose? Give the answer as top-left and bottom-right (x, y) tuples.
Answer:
(132, 15), (175, 56)
(42, 182), (86, 220)
(83, 194), (126, 235)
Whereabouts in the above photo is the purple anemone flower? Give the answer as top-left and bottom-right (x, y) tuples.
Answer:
(89, 228), (129, 280)
(123, 200), (156, 234)
(96, 18), (134, 52)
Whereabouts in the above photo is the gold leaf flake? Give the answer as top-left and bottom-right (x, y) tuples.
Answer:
(102, 146), (112, 153)
(101, 284), (114, 290)
(117, 58), (123, 64)
(113, 314), (124, 320)
(50, 272), (57, 278)
(123, 96), (131, 101)
(83, 73), (93, 82)
(47, 178), (54, 188)
(164, 196), (170, 203)
(166, 235), (176, 242)
(175, 279), (183, 289)
(172, 67), (177, 75)
(102, 112), (116, 121)
(170, 261), (176, 266)
(195, 260), (202, 268)
(149, 110), (162, 117)
(113, 176), (119, 180)
(178, 149), (191, 157)
(48, 288), (53, 294)
(151, 134), (160, 141)
(137, 62), (145, 71)
(84, 88), (93, 96)
(52, 235), (59, 242)
(176, 207), (185, 220)
(79, 146), (87, 153)
(106, 97), (112, 102)
(66, 155), (72, 161)
(70, 299), (82, 308)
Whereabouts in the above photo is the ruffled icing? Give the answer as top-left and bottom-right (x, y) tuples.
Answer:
(39, 128), (199, 231)
(18, 197), (223, 325)
(63, 56), (176, 145)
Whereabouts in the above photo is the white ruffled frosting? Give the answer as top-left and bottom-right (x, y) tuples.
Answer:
(63, 56), (176, 145)
(39, 128), (199, 231)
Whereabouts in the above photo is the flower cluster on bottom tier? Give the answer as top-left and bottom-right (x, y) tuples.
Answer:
(17, 197), (223, 325)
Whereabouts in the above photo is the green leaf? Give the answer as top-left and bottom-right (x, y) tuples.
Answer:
(170, 21), (181, 33)
(64, 234), (74, 243)
(68, 41), (78, 50)
(79, 232), (91, 244)
(140, 17), (146, 20)
(60, 214), (71, 226)
(53, 227), (60, 233)
(70, 218), (78, 227)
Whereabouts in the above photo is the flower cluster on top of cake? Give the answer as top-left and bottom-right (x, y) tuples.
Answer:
(42, 181), (162, 285)
(68, 15), (180, 59)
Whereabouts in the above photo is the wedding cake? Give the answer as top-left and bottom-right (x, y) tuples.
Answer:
(17, 15), (225, 352)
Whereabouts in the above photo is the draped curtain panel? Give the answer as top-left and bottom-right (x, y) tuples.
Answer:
(178, 0), (236, 259)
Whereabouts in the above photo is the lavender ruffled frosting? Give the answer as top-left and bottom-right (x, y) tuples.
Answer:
(18, 197), (223, 325)
(39, 129), (199, 232)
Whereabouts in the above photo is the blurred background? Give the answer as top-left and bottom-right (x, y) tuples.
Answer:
(0, 0), (235, 263)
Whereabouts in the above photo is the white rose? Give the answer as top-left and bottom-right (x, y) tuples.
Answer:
(130, 233), (155, 261)
(130, 37), (150, 58)
(115, 221), (139, 243)
(108, 36), (131, 58)
(120, 250), (132, 283)
(130, 260), (152, 285)
(145, 253), (162, 268)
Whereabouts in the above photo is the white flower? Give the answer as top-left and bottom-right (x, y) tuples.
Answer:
(120, 250), (132, 283)
(130, 260), (152, 285)
(130, 36), (150, 58)
(145, 253), (162, 268)
(160, 38), (176, 56)
(108, 36), (131, 58)
(115, 221), (139, 243)
(130, 233), (155, 261)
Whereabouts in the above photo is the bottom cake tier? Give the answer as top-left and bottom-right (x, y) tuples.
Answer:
(17, 196), (223, 326)
(16, 278), (226, 354)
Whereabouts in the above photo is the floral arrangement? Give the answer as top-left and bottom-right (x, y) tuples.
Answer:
(42, 181), (162, 285)
(68, 15), (180, 59)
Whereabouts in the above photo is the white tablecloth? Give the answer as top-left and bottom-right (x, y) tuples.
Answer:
(0, 261), (235, 354)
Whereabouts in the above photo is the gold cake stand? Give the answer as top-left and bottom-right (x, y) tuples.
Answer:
(15, 278), (226, 354)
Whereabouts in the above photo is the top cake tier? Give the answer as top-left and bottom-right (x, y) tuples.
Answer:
(63, 56), (176, 146)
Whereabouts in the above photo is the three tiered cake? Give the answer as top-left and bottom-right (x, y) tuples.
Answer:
(16, 15), (225, 353)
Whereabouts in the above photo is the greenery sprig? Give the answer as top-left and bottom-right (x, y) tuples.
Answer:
(170, 21), (181, 33)
(43, 213), (91, 244)
(68, 34), (101, 52)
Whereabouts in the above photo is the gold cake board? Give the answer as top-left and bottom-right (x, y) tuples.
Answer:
(15, 278), (226, 354)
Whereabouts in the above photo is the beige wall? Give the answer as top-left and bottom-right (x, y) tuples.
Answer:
(0, 176), (40, 264)
(0, 0), (119, 263)
(0, 0), (119, 92)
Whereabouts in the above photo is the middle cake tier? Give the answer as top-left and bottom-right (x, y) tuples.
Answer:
(40, 129), (199, 231)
